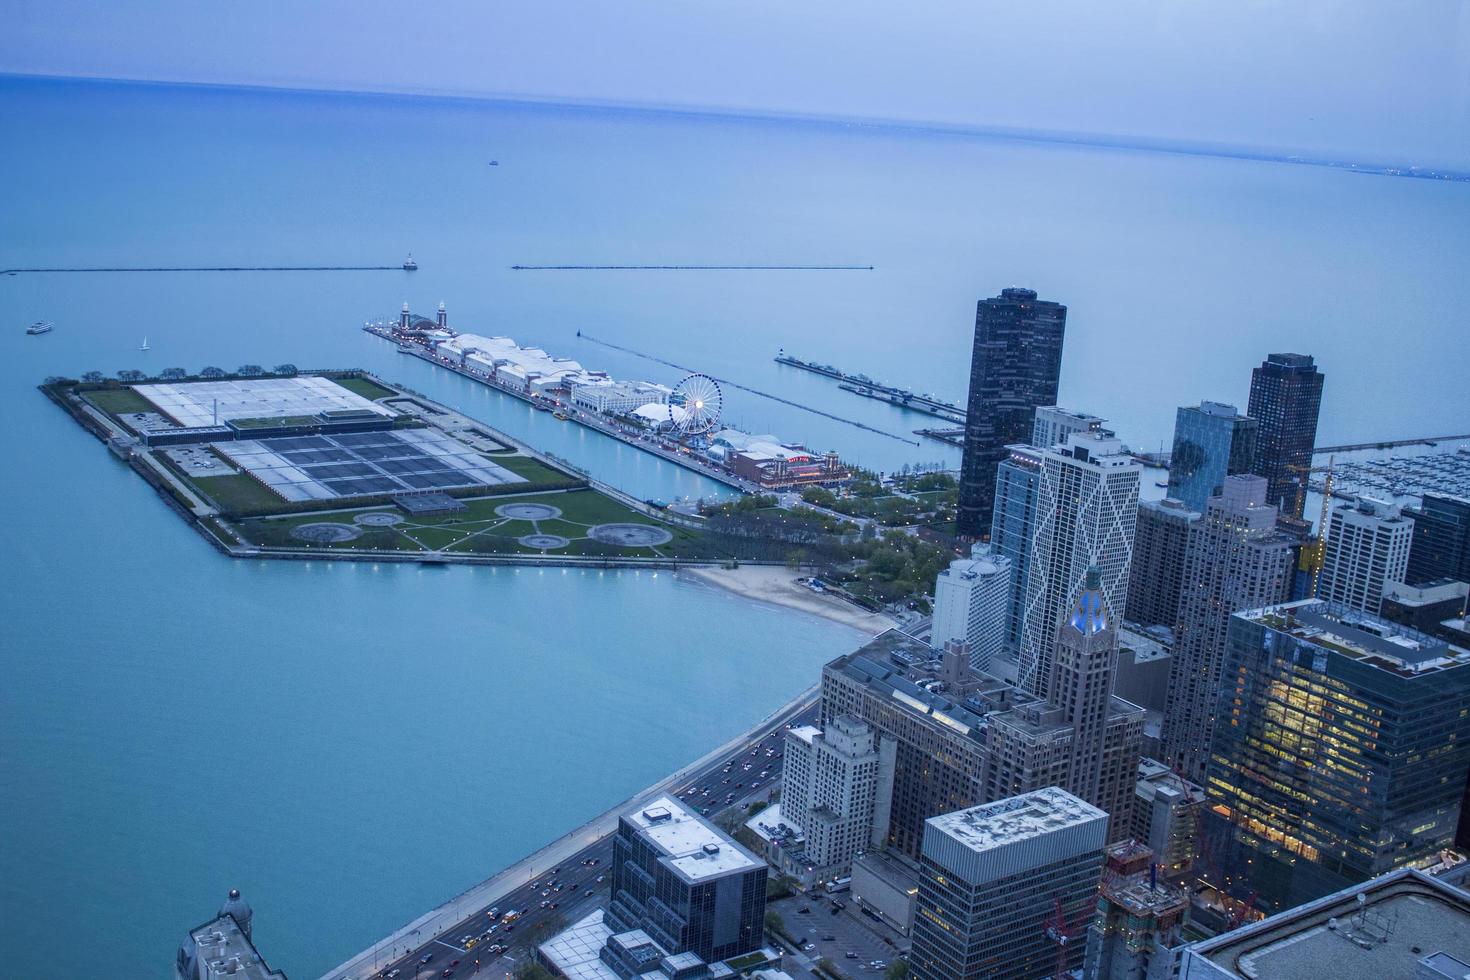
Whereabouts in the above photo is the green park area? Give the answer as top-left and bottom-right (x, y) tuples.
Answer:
(82, 386), (155, 417)
(331, 376), (397, 400)
(230, 488), (708, 558)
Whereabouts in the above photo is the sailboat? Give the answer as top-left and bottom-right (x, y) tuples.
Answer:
(139, 337), (150, 352)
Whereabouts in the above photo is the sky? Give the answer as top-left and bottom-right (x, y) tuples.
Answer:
(4, 0), (1470, 168)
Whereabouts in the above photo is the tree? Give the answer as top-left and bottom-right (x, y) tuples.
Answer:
(886, 961), (910, 980)
(272, 363), (298, 376)
(764, 909), (784, 936)
(117, 369), (145, 382)
(161, 367), (187, 381)
(81, 371), (104, 383)
(514, 964), (556, 980)
(237, 364), (264, 376)
(200, 366), (225, 379)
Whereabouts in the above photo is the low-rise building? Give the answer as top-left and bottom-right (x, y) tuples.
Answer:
(850, 850), (920, 937)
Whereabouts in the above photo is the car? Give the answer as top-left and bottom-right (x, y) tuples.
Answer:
(797, 906), (811, 914)
(387, 971), (402, 979)
(596, 874), (605, 883)
(549, 901), (559, 909)
(740, 802), (749, 810)
(822, 935), (836, 941)
(420, 954), (434, 965)
(552, 867), (561, 874)
(440, 971), (454, 979)
(830, 907), (841, 915)
(589, 859), (599, 866)
(845, 952), (859, 960)
(803, 943), (816, 951)
(540, 900), (549, 908)
(541, 889), (550, 896)
(463, 938), (478, 950)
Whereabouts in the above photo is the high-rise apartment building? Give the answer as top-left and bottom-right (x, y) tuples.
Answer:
(1082, 840), (1190, 980)
(1020, 431), (1141, 698)
(911, 788), (1108, 980)
(1246, 352), (1324, 518)
(990, 444), (1044, 649)
(1032, 406), (1108, 450)
(781, 715), (890, 873)
(1318, 498), (1414, 615)
(1126, 498), (1201, 630)
(956, 287), (1066, 537)
(1161, 476), (1295, 781)
(931, 548), (1011, 673)
(1406, 493), (1470, 584)
(605, 797), (767, 963)
(1132, 759), (1205, 882)
(1167, 402), (1258, 512)
(1205, 601), (1470, 911)
(985, 569), (1145, 841)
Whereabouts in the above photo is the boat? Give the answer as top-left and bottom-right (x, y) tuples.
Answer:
(397, 343), (414, 354)
(26, 320), (52, 335)
(403, 253), (418, 271)
(553, 411), (570, 421)
(488, 160), (500, 167)
(139, 336), (150, 351)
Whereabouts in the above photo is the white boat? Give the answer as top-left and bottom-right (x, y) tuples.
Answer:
(26, 320), (53, 335)
(139, 336), (150, 351)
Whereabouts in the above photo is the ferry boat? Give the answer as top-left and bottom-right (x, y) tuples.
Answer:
(26, 320), (52, 335)
(403, 253), (418, 271)
(553, 411), (571, 421)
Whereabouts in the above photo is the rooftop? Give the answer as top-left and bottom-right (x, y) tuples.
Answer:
(626, 796), (762, 883)
(1184, 868), (1470, 980)
(927, 787), (1106, 853)
(136, 375), (393, 428)
(1245, 600), (1470, 675)
(181, 914), (286, 980)
(537, 909), (619, 980)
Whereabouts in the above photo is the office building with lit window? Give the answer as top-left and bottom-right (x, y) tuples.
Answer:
(1406, 493), (1470, 585)
(931, 548), (1011, 672)
(1126, 497), (1201, 630)
(991, 444), (1044, 649)
(910, 787), (1107, 980)
(1203, 600), (1470, 912)
(1246, 352), (1324, 519)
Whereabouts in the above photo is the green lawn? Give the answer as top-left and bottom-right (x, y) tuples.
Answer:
(83, 387), (155, 418)
(193, 474), (287, 515)
(494, 454), (577, 485)
(331, 376), (397, 400)
(231, 415), (320, 429)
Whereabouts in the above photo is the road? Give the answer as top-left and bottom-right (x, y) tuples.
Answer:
(351, 701), (819, 980)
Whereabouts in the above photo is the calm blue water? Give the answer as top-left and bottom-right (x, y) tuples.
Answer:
(2, 76), (1468, 977)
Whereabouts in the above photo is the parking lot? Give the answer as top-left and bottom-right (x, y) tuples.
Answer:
(769, 889), (907, 976)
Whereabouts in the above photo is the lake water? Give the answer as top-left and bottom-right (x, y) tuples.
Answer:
(2, 76), (1468, 977)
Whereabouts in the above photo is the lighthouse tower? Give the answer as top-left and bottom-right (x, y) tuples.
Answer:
(437, 301), (447, 329)
(399, 302), (410, 332)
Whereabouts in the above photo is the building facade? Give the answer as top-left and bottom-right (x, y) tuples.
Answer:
(781, 716), (890, 873)
(1132, 759), (1205, 882)
(956, 287), (1067, 537)
(1161, 476), (1295, 781)
(1083, 841), (1189, 980)
(1318, 499), (1415, 615)
(1032, 406), (1108, 450)
(931, 548), (1011, 673)
(1167, 402), (1258, 512)
(1019, 430), (1141, 698)
(910, 788), (1108, 980)
(1246, 352), (1324, 518)
(1406, 493), (1470, 585)
(1204, 601), (1470, 912)
(606, 797), (767, 963)
(1126, 498), (1201, 630)
(990, 444), (1044, 650)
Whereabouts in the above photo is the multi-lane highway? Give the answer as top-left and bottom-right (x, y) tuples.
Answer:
(352, 698), (819, 980)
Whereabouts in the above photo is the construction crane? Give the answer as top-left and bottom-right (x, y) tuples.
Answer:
(1287, 457), (1336, 598)
(1044, 896), (1086, 979)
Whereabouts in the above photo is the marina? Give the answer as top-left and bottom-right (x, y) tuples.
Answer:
(1311, 444), (1470, 503)
(775, 352), (967, 423)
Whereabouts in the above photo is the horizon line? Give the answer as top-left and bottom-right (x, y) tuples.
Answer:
(5, 70), (1469, 182)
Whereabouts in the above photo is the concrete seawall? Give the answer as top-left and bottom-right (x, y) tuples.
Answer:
(318, 684), (818, 980)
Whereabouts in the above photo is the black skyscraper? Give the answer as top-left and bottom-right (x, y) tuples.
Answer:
(956, 287), (1066, 537)
(1246, 352), (1324, 519)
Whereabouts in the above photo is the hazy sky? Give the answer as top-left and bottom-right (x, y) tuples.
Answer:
(5, 0), (1470, 167)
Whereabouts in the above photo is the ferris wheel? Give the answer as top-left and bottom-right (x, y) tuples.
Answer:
(670, 373), (723, 436)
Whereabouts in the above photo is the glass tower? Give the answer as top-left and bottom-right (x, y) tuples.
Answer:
(956, 287), (1066, 537)
(1247, 353), (1325, 519)
(1166, 401), (1258, 512)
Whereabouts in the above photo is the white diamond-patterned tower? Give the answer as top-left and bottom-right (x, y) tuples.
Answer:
(1018, 431), (1140, 698)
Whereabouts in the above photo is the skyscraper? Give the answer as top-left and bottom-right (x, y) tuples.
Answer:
(1318, 498), (1415, 615)
(990, 444), (1044, 649)
(1405, 493), (1470, 585)
(910, 788), (1108, 980)
(1031, 405), (1107, 450)
(931, 548), (1011, 673)
(1160, 476), (1294, 781)
(1166, 401), (1258, 512)
(605, 797), (767, 962)
(1204, 600), (1470, 911)
(956, 287), (1066, 537)
(1019, 430), (1141, 698)
(1246, 352), (1324, 518)
(1082, 841), (1190, 980)
(1125, 498), (1201, 630)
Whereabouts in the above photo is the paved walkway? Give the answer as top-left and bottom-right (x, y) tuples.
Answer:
(319, 684), (819, 980)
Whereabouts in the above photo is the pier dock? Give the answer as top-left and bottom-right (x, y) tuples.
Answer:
(776, 354), (967, 424)
(3, 264), (407, 275)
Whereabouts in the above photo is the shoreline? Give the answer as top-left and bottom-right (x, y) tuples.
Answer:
(677, 563), (897, 635)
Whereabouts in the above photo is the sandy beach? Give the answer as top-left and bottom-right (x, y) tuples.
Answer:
(678, 564), (898, 635)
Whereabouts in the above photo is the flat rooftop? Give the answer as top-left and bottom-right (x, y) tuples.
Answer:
(537, 909), (618, 980)
(135, 376), (394, 427)
(184, 914), (287, 980)
(928, 786), (1106, 852)
(1185, 869), (1470, 979)
(627, 796), (762, 883)
(1245, 600), (1470, 675)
